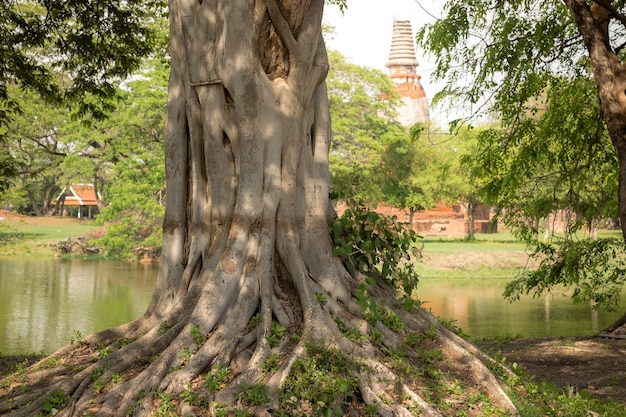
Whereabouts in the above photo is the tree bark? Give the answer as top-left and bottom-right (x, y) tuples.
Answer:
(0, 1), (520, 415)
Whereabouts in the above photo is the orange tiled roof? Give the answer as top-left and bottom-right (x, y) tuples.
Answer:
(57, 184), (100, 207)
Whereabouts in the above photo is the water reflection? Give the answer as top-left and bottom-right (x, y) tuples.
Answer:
(417, 277), (625, 338)
(0, 258), (157, 355)
(1, 259), (625, 355)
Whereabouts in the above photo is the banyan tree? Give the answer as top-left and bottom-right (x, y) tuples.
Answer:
(0, 1), (520, 416)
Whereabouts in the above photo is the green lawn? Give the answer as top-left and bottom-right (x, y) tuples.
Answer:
(415, 229), (624, 280)
(416, 231), (532, 279)
(0, 215), (98, 256)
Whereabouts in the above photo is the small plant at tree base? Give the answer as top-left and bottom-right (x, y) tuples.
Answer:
(71, 330), (86, 346)
(204, 364), (231, 392)
(42, 356), (61, 368)
(190, 324), (205, 345)
(96, 345), (112, 359)
(331, 206), (422, 328)
(110, 373), (122, 386)
(330, 205), (421, 296)
(178, 347), (193, 364)
(157, 321), (170, 335)
(248, 313), (261, 329)
(155, 392), (176, 417)
(91, 367), (104, 380)
(180, 382), (203, 406)
(261, 353), (281, 373)
(93, 380), (105, 393)
(41, 390), (69, 415)
(315, 291), (327, 304)
(212, 403), (228, 417)
(236, 383), (270, 406)
(279, 341), (360, 416)
(266, 322), (286, 348)
(117, 337), (134, 347)
(363, 403), (379, 416)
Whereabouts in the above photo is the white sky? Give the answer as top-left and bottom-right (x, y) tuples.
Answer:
(322, 0), (443, 106)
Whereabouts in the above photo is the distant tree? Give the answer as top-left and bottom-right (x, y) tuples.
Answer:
(92, 60), (168, 257)
(463, 77), (617, 242)
(327, 49), (404, 204)
(0, 87), (69, 215)
(0, 53), (169, 221)
(443, 126), (485, 240)
(380, 124), (447, 228)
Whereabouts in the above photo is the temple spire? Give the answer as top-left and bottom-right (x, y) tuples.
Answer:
(386, 19), (419, 70)
(386, 19), (430, 126)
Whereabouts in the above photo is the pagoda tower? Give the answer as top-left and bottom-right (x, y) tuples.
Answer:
(386, 20), (430, 126)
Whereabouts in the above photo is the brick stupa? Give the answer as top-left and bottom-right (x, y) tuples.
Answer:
(386, 20), (430, 126)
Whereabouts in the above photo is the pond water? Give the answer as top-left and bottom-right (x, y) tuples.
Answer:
(417, 277), (625, 339)
(0, 258), (157, 356)
(0, 258), (624, 355)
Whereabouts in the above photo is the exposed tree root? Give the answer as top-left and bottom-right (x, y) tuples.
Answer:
(0, 266), (521, 416)
(600, 311), (626, 338)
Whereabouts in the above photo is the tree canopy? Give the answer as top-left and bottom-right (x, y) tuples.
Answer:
(0, 0), (164, 194)
(0, 0), (162, 123)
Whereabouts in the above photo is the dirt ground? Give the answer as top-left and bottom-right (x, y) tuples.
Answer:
(475, 336), (626, 404)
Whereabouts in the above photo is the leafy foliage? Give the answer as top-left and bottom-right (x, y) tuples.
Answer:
(1, 53), (167, 251)
(464, 77), (617, 243)
(379, 123), (478, 233)
(203, 364), (231, 392)
(0, 0), (163, 124)
(0, 0), (164, 194)
(379, 124), (439, 215)
(330, 205), (421, 298)
(235, 384), (270, 406)
(40, 390), (69, 416)
(416, 1), (581, 119)
(0, 87), (72, 215)
(505, 238), (626, 311)
(265, 322), (286, 348)
(88, 60), (168, 258)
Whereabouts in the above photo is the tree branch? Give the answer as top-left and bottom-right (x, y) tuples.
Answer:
(592, 0), (626, 29)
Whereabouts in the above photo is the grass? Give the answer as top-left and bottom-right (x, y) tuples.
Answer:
(0, 213), (98, 256)
(415, 231), (532, 280)
(415, 229), (624, 280)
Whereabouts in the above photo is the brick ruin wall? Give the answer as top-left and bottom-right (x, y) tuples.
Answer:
(335, 201), (497, 238)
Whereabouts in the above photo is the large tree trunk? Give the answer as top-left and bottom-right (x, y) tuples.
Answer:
(0, 1), (519, 416)
(564, 0), (626, 336)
